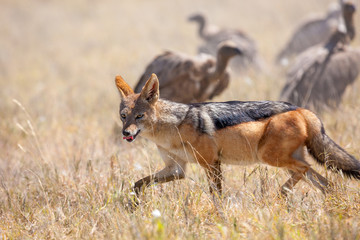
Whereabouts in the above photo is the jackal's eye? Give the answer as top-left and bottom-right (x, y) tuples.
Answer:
(120, 114), (126, 119)
(135, 114), (144, 120)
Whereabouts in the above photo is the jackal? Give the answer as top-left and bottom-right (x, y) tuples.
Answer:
(115, 73), (360, 206)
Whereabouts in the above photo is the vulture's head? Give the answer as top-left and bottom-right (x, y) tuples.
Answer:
(188, 13), (206, 24)
(343, 2), (356, 15)
(217, 41), (243, 60)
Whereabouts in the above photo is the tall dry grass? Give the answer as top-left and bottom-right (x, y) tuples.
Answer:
(1, 0), (360, 239)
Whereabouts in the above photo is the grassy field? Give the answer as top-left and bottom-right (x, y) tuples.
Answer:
(1, 0), (360, 239)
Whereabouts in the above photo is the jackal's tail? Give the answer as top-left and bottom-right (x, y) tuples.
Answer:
(301, 109), (360, 179)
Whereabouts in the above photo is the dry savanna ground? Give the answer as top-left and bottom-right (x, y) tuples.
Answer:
(1, 0), (360, 239)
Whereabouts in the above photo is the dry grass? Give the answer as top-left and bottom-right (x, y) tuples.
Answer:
(1, 0), (360, 239)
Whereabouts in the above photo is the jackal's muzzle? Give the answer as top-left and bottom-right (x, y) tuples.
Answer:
(122, 129), (141, 143)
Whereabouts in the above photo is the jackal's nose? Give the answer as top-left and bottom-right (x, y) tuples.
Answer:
(123, 130), (130, 137)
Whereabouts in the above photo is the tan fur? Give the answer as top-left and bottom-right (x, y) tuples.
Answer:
(115, 74), (359, 208)
(115, 75), (134, 98)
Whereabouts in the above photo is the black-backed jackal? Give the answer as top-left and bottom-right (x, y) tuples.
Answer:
(115, 73), (360, 207)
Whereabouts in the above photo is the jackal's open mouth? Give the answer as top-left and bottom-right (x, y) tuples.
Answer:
(123, 130), (141, 143)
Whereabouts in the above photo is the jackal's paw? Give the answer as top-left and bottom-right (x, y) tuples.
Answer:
(126, 194), (140, 212)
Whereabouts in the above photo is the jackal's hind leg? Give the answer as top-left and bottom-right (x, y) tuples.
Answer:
(280, 171), (305, 196)
(283, 168), (330, 196)
(290, 146), (330, 194)
(280, 147), (330, 196)
(279, 146), (309, 196)
(305, 168), (330, 194)
(260, 145), (309, 196)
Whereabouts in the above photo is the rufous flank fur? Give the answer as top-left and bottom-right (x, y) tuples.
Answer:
(115, 73), (360, 207)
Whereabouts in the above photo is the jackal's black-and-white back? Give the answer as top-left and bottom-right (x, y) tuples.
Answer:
(159, 100), (299, 135)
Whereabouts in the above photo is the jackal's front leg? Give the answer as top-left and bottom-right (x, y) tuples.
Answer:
(203, 160), (224, 215)
(128, 147), (187, 210)
(204, 160), (223, 197)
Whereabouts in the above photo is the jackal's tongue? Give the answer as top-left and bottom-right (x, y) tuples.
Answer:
(123, 136), (134, 140)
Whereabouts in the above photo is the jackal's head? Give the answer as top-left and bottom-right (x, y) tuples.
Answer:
(115, 73), (159, 143)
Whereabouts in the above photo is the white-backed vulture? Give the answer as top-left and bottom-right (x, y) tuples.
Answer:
(280, 2), (359, 112)
(276, 3), (341, 65)
(188, 13), (263, 73)
(134, 41), (242, 103)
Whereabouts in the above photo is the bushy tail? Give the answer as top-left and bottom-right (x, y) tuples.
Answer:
(302, 109), (360, 179)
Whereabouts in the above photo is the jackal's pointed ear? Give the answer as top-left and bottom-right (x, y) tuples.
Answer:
(140, 73), (159, 104)
(115, 75), (134, 99)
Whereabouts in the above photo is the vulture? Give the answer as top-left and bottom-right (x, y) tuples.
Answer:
(188, 13), (263, 73)
(276, 3), (342, 65)
(280, 1), (360, 112)
(134, 41), (242, 103)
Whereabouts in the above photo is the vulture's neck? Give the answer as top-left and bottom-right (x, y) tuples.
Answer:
(197, 19), (207, 39)
(344, 12), (355, 41)
(209, 54), (231, 79)
(324, 31), (347, 52)
(325, 9), (356, 51)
